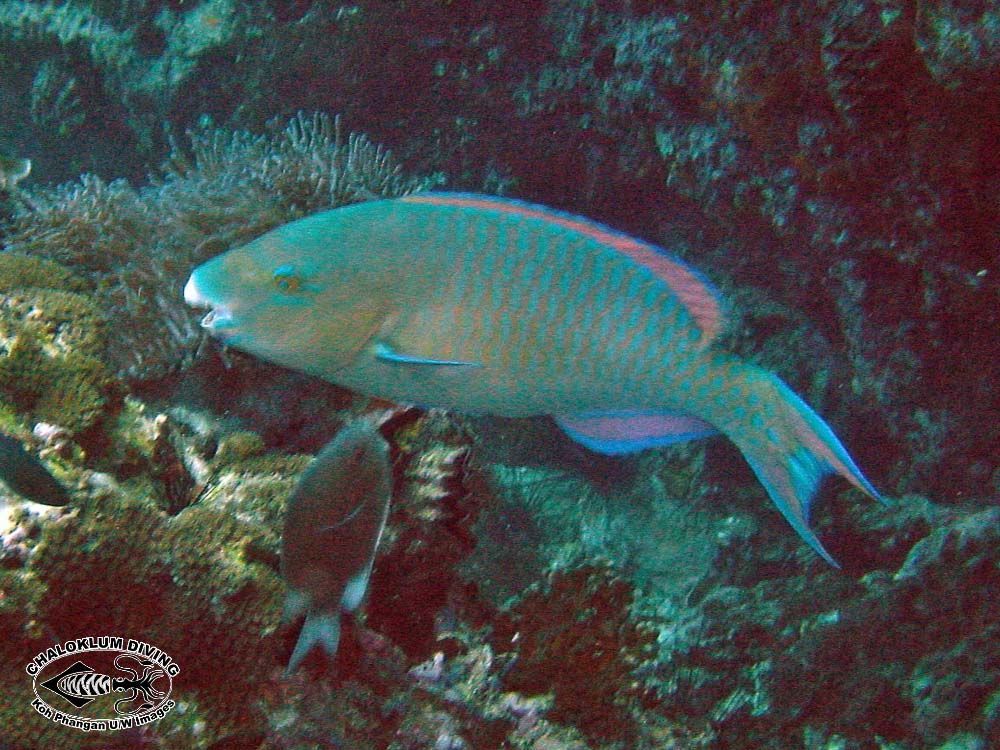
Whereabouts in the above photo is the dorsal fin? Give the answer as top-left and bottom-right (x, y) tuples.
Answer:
(400, 192), (725, 344)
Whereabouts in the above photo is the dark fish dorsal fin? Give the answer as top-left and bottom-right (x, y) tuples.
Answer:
(400, 193), (726, 345)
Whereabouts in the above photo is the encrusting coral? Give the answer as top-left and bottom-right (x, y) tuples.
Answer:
(2, 112), (430, 379)
(0, 254), (118, 437)
(493, 564), (660, 745)
(0, 393), (308, 747)
(1, 393), (684, 749)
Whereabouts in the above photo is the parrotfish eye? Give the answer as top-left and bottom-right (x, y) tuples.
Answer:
(272, 264), (301, 293)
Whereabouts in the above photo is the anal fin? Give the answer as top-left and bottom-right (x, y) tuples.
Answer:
(556, 410), (717, 454)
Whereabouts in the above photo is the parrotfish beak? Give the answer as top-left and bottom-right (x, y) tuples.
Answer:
(184, 273), (234, 334)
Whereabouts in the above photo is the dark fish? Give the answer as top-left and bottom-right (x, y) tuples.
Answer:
(0, 432), (70, 506)
(281, 420), (392, 675)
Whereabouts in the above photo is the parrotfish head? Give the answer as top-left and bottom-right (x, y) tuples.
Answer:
(184, 209), (398, 376)
(184, 240), (307, 352)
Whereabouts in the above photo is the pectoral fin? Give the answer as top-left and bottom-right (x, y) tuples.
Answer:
(320, 498), (369, 532)
(374, 341), (480, 367)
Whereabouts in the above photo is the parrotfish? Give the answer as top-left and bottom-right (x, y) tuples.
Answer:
(280, 419), (392, 675)
(186, 192), (882, 565)
(0, 431), (70, 506)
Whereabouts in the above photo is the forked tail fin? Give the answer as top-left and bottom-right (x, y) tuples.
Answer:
(718, 363), (883, 567)
(284, 610), (341, 676)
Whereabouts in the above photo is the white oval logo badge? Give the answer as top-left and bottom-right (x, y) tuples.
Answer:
(26, 636), (178, 732)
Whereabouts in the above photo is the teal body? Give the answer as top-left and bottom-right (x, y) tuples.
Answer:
(186, 193), (882, 564)
(187, 195), (716, 416)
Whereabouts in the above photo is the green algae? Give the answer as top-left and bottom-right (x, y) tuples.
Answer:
(213, 429), (267, 464)
(0, 257), (115, 437)
(0, 300), (116, 436)
(0, 252), (88, 295)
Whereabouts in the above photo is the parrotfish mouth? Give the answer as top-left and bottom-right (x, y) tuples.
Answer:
(197, 308), (233, 331)
(183, 275), (234, 334)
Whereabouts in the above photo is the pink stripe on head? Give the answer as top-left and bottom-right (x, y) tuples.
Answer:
(401, 193), (725, 343)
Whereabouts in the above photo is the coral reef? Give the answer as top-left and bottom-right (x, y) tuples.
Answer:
(493, 564), (659, 744)
(0, 398), (298, 748)
(0, 2), (996, 749)
(0, 1), (392, 184)
(2, 395), (700, 750)
(0, 254), (119, 437)
(641, 494), (1000, 748)
(2, 0), (992, 495)
(463, 440), (730, 605)
(536, 0), (996, 504)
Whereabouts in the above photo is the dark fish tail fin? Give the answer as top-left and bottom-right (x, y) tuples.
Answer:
(284, 610), (341, 676)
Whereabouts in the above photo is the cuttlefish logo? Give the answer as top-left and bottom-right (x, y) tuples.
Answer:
(26, 637), (179, 732)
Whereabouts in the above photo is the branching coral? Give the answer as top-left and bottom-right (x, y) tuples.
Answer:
(155, 111), (425, 248)
(10, 174), (153, 269)
(2, 112), (429, 379)
(0, 0), (241, 152)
